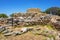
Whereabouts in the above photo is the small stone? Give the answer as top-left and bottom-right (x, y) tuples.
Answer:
(46, 37), (50, 40)
(56, 33), (60, 40)
(50, 37), (54, 40)
(4, 32), (13, 36)
(2, 30), (9, 34)
(55, 36), (60, 40)
(36, 28), (41, 30)
(20, 27), (28, 33)
(27, 27), (33, 31)
(13, 31), (22, 35)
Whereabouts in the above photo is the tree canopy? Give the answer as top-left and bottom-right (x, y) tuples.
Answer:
(10, 13), (14, 17)
(45, 7), (60, 16)
(0, 13), (8, 18)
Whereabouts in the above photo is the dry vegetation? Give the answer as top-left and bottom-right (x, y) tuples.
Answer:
(0, 25), (57, 40)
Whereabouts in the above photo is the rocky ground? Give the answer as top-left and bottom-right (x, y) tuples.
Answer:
(0, 25), (60, 40)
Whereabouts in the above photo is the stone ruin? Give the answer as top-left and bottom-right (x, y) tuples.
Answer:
(0, 8), (60, 31)
(0, 8), (60, 40)
(26, 8), (41, 14)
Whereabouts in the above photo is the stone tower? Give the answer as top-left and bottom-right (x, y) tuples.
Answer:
(26, 8), (41, 13)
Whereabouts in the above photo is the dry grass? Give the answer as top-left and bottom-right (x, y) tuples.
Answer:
(0, 32), (46, 40)
(0, 25), (54, 40)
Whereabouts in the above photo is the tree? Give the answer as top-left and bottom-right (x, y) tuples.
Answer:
(45, 7), (60, 16)
(0, 13), (8, 18)
(56, 9), (60, 16)
(10, 13), (14, 17)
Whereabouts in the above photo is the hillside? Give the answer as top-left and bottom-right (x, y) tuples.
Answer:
(0, 8), (60, 40)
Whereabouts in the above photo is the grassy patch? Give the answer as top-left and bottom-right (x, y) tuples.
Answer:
(45, 24), (53, 30)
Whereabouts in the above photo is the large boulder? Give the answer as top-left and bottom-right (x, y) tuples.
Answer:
(0, 26), (6, 32)
(51, 20), (60, 31)
(38, 15), (51, 25)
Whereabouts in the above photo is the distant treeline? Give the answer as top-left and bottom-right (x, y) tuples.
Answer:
(0, 7), (60, 18)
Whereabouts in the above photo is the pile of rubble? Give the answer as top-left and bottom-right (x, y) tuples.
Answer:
(0, 14), (60, 31)
(0, 14), (60, 32)
(5, 14), (51, 26)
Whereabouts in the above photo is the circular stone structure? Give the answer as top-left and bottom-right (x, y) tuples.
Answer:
(26, 8), (41, 13)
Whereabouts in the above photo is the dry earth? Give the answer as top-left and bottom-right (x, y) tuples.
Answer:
(0, 32), (46, 40)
